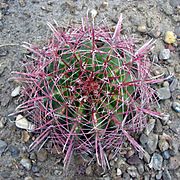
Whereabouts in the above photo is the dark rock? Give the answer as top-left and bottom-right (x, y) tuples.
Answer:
(8, 145), (20, 158)
(0, 139), (7, 156)
(127, 154), (142, 165)
(154, 119), (163, 133)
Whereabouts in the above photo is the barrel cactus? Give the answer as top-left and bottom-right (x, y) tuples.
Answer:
(13, 15), (162, 169)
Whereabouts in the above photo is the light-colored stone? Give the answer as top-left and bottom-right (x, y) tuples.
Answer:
(90, 9), (98, 18)
(11, 86), (21, 97)
(164, 31), (176, 44)
(20, 158), (32, 170)
(149, 153), (163, 171)
(15, 114), (35, 131)
(116, 168), (122, 176)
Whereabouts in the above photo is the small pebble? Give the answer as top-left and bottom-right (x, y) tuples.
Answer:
(169, 156), (180, 169)
(156, 171), (163, 180)
(146, 133), (158, 154)
(11, 86), (21, 97)
(20, 158), (32, 170)
(54, 169), (63, 176)
(171, 101), (180, 113)
(127, 166), (139, 178)
(116, 168), (122, 176)
(137, 163), (144, 174)
(163, 169), (172, 180)
(159, 49), (171, 60)
(144, 118), (155, 135)
(137, 25), (147, 33)
(164, 31), (176, 44)
(149, 153), (163, 171)
(15, 114), (35, 131)
(162, 150), (170, 160)
(31, 165), (40, 173)
(36, 148), (48, 162)
(85, 165), (92, 175)
(18, 0), (26, 7)
(0, 139), (7, 156)
(158, 137), (169, 152)
(22, 131), (30, 142)
(8, 145), (20, 158)
(24, 177), (33, 180)
(90, 9), (98, 18)
(157, 87), (171, 100)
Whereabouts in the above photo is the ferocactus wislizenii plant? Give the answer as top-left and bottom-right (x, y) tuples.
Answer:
(12, 15), (163, 169)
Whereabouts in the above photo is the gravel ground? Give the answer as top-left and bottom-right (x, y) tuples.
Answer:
(0, 0), (180, 179)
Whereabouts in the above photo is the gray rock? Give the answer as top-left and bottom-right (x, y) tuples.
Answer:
(169, 119), (180, 135)
(53, 169), (63, 176)
(149, 153), (163, 171)
(154, 119), (163, 133)
(158, 138), (169, 152)
(139, 134), (148, 147)
(143, 151), (151, 163)
(169, 78), (178, 92)
(162, 150), (170, 160)
(8, 145), (20, 158)
(0, 140), (7, 156)
(156, 170), (163, 179)
(157, 87), (171, 100)
(85, 165), (92, 175)
(0, 48), (8, 57)
(137, 163), (144, 174)
(163, 169), (172, 180)
(122, 172), (131, 180)
(171, 101), (180, 113)
(174, 25), (180, 37)
(31, 165), (40, 173)
(20, 158), (32, 170)
(159, 49), (171, 60)
(146, 133), (158, 154)
(36, 148), (48, 162)
(127, 166), (139, 178)
(169, 156), (180, 169)
(144, 118), (155, 135)
(169, 0), (180, 8)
